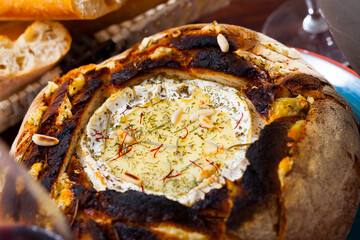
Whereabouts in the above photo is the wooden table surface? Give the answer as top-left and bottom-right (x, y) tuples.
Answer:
(0, 0), (288, 147)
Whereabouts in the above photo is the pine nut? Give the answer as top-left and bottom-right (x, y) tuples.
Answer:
(196, 165), (216, 182)
(121, 172), (143, 186)
(117, 129), (134, 144)
(171, 107), (183, 125)
(189, 109), (215, 121)
(202, 146), (218, 156)
(32, 134), (59, 146)
(198, 115), (214, 129)
(217, 34), (229, 53)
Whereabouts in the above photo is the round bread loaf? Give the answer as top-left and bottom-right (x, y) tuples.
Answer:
(11, 23), (360, 240)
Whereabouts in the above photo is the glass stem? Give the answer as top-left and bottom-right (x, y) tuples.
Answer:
(303, 0), (328, 34)
(305, 0), (322, 16)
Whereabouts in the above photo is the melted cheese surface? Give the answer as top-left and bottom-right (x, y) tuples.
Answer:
(80, 76), (255, 206)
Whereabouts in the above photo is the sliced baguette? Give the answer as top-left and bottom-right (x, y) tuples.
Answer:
(0, 0), (126, 20)
(0, 21), (71, 100)
(62, 0), (167, 37)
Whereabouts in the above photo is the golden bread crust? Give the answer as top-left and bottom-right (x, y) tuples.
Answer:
(11, 23), (360, 240)
(282, 100), (360, 239)
(0, 0), (125, 20)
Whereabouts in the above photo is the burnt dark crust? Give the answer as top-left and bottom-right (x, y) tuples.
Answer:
(21, 77), (103, 191)
(39, 79), (71, 134)
(40, 115), (81, 190)
(278, 73), (328, 99)
(20, 78), (71, 169)
(280, 73), (324, 92)
(109, 33), (270, 89)
(192, 186), (232, 218)
(66, 166), (231, 238)
(72, 219), (160, 240)
(72, 219), (108, 240)
(171, 34), (219, 50)
(111, 57), (182, 88)
(71, 186), (212, 234)
(72, 68), (110, 107)
(113, 222), (159, 240)
(110, 48), (268, 88)
(243, 84), (284, 118)
(227, 119), (290, 229)
(189, 49), (268, 86)
(170, 34), (240, 52)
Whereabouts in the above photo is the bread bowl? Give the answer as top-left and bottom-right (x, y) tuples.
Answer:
(10, 22), (360, 239)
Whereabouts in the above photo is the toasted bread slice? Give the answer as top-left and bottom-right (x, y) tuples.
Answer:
(0, 21), (71, 100)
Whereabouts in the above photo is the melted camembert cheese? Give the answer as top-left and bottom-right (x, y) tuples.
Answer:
(80, 76), (256, 206)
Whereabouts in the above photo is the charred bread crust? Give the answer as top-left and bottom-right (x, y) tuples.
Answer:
(11, 23), (360, 239)
(15, 67), (107, 192)
(242, 84), (284, 118)
(71, 186), (217, 235)
(227, 120), (291, 227)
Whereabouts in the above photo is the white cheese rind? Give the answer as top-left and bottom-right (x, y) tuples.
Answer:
(80, 77), (260, 206)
